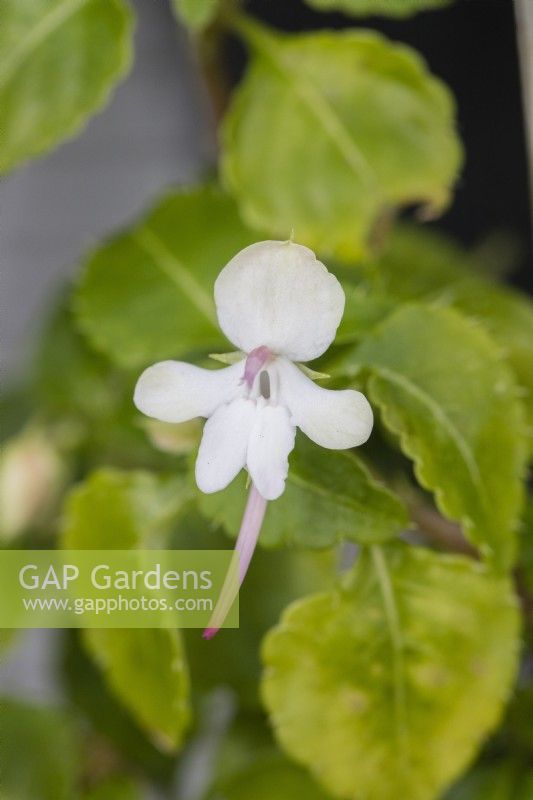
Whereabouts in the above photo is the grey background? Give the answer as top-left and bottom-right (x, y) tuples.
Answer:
(1, 0), (215, 379)
(0, 0), (212, 706)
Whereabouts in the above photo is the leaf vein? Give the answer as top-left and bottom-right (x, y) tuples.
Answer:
(370, 545), (410, 763)
(0, 0), (92, 90)
(246, 26), (377, 188)
(133, 227), (218, 327)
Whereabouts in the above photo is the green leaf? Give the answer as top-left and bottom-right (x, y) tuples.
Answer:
(362, 224), (526, 299)
(208, 754), (333, 800)
(61, 468), (188, 549)
(1, 699), (80, 799)
(336, 282), (396, 345)
(353, 226), (533, 452)
(62, 469), (191, 752)
(445, 763), (533, 800)
(342, 304), (526, 569)
(31, 299), (179, 471)
(368, 224), (479, 299)
(500, 682), (533, 755)
(34, 298), (121, 421)
(202, 711), (331, 800)
(262, 543), (521, 800)
(0, 0), (133, 174)
(83, 627), (190, 753)
(208, 712), (278, 786)
(223, 22), (462, 261)
(441, 282), (533, 456)
(306, 0), (453, 18)
(199, 434), (408, 548)
(63, 630), (176, 780)
(0, 385), (34, 442)
(74, 185), (258, 368)
(520, 498), (533, 597)
(84, 776), (142, 800)
(171, 0), (220, 31)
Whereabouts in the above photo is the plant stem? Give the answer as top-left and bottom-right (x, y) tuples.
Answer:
(407, 498), (476, 557)
(196, 24), (232, 124)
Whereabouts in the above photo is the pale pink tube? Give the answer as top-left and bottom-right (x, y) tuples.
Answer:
(203, 483), (267, 639)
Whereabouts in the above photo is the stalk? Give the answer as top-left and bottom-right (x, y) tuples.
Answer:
(203, 483), (267, 638)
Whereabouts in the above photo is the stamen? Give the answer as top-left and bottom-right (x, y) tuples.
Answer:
(203, 483), (267, 639)
(259, 370), (271, 399)
(242, 346), (272, 390)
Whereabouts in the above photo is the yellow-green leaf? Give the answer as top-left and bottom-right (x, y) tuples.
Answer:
(61, 468), (188, 549)
(74, 186), (258, 368)
(83, 627), (190, 753)
(440, 282), (533, 457)
(84, 776), (142, 800)
(262, 543), (520, 800)
(346, 225), (533, 453)
(0, 0), (133, 174)
(62, 469), (191, 751)
(342, 304), (526, 569)
(171, 0), (220, 31)
(306, 0), (453, 17)
(223, 22), (462, 261)
(1, 699), (80, 800)
(208, 754), (333, 800)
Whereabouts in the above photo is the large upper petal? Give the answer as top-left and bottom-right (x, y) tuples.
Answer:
(195, 398), (256, 493)
(134, 360), (245, 423)
(277, 358), (373, 449)
(214, 241), (345, 362)
(247, 401), (296, 501)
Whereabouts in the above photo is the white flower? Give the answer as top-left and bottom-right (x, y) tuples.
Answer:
(134, 240), (373, 501)
(134, 240), (373, 638)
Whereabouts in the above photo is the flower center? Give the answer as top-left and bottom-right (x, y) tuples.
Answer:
(243, 345), (272, 390)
